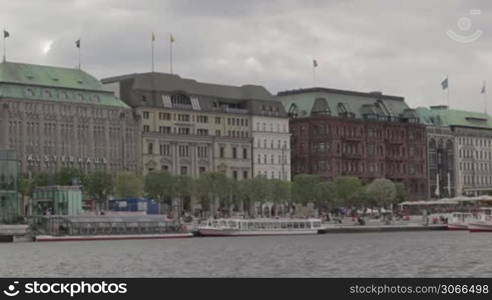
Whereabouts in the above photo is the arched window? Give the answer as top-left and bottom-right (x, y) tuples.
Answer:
(288, 103), (298, 118)
(312, 98), (330, 115)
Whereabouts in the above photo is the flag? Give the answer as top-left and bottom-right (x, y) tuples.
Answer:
(313, 59), (318, 68)
(3, 30), (9, 38)
(75, 39), (80, 48)
(170, 34), (175, 43)
(441, 77), (448, 90)
(481, 81), (486, 94)
(152, 32), (156, 41)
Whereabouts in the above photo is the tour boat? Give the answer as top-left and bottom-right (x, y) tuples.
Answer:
(33, 215), (192, 242)
(196, 218), (324, 237)
(447, 212), (475, 230)
(468, 208), (492, 233)
(35, 232), (192, 242)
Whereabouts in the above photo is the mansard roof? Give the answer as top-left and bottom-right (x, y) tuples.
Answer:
(0, 61), (129, 108)
(276, 87), (414, 120)
(416, 106), (492, 130)
(102, 72), (287, 117)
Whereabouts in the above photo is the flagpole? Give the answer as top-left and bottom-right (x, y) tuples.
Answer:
(446, 75), (450, 107)
(151, 35), (155, 73)
(169, 34), (173, 74)
(483, 81), (487, 114)
(78, 43), (81, 69)
(3, 27), (6, 62)
(312, 65), (316, 86)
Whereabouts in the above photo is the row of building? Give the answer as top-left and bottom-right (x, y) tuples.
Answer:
(1, 59), (491, 209)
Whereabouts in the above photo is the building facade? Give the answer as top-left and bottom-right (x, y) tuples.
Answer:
(277, 88), (428, 200)
(102, 72), (290, 181)
(0, 61), (140, 174)
(417, 106), (492, 197)
(251, 104), (291, 180)
(0, 150), (19, 222)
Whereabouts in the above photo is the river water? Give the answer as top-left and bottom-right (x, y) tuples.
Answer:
(1, 231), (490, 277)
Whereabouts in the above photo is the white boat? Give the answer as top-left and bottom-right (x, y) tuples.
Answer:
(197, 218), (324, 237)
(468, 208), (492, 233)
(447, 212), (475, 230)
(35, 232), (193, 242)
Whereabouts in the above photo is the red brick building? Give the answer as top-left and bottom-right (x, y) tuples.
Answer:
(277, 88), (428, 200)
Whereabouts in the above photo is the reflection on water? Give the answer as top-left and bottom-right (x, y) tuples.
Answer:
(1, 232), (491, 277)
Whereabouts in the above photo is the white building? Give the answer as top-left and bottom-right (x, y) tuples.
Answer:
(252, 110), (291, 181)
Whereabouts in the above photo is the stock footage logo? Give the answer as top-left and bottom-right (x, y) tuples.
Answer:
(3, 281), (20, 297)
(446, 9), (483, 43)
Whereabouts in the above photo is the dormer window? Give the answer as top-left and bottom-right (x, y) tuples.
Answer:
(288, 103), (298, 119)
(76, 93), (84, 101)
(312, 98), (330, 115)
(44, 90), (53, 98)
(170, 93), (192, 107)
(26, 88), (35, 97)
(94, 95), (101, 102)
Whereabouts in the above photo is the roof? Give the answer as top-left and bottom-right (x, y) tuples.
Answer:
(102, 72), (287, 116)
(102, 72), (275, 101)
(0, 61), (129, 108)
(415, 106), (492, 129)
(276, 87), (411, 119)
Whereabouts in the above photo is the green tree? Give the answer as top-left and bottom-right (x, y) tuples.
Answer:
(365, 178), (397, 208)
(333, 176), (364, 208)
(394, 182), (410, 205)
(85, 171), (114, 211)
(144, 171), (175, 209)
(54, 167), (84, 185)
(114, 172), (144, 198)
(173, 175), (194, 217)
(292, 174), (322, 205)
(194, 172), (229, 217)
(270, 179), (291, 217)
(314, 181), (337, 213)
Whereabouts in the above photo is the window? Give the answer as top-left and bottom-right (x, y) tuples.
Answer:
(161, 165), (169, 171)
(243, 171), (248, 179)
(143, 111), (150, 119)
(178, 127), (190, 135)
(232, 147), (237, 159)
(198, 146), (208, 158)
(233, 171), (238, 180)
(159, 112), (171, 120)
(257, 154), (261, 164)
(178, 114), (190, 122)
(159, 126), (171, 134)
(159, 144), (170, 156)
(199, 167), (206, 174)
(179, 145), (189, 157)
(271, 155), (274, 164)
(143, 125), (150, 133)
(215, 130), (221, 136)
(148, 142), (153, 154)
(197, 129), (209, 136)
(215, 117), (221, 124)
(220, 147), (225, 158)
(180, 166), (188, 175)
(243, 148), (248, 159)
(197, 115), (208, 123)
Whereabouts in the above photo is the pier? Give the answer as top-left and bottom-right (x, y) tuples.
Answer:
(318, 224), (447, 234)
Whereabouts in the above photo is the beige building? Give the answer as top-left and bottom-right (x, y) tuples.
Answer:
(102, 72), (284, 180)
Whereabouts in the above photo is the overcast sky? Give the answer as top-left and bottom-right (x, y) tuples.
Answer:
(1, 0), (491, 112)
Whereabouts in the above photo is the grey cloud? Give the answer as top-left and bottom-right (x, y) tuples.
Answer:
(0, 0), (491, 112)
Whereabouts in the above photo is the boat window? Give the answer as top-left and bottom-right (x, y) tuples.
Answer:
(300, 223), (305, 229)
(281, 222), (286, 229)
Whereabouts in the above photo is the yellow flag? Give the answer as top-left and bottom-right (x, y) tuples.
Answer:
(152, 32), (156, 41)
(170, 34), (175, 43)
